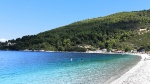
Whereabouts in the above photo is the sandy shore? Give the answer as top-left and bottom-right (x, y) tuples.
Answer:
(110, 54), (150, 84)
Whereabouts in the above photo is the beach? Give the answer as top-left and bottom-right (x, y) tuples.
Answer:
(110, 54), (150, 84)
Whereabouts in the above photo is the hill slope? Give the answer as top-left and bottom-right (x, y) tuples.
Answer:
(1, 9), (150, 52)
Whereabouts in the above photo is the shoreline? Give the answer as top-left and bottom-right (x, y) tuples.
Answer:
(110, 54), (150, 84)
(1, 50), (149, 83)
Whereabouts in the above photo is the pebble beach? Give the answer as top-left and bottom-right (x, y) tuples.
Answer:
(110, 54), (150, 84)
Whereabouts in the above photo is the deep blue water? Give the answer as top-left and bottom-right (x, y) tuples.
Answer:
(0, 51), (141, 84)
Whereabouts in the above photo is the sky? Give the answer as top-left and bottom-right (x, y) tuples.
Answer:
(0, 0), (150, 42)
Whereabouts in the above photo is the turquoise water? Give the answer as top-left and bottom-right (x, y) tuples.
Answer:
(0, 51), (140, 84)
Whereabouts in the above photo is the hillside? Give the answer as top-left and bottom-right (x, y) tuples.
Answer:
(1, 9), (150, 52)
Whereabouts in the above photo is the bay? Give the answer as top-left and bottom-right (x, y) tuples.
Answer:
(0, 51), (141, 84)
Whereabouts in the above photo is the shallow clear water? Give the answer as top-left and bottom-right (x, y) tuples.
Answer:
(0, 51), (140, 84)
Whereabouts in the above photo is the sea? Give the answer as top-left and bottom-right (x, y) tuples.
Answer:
(0, 51), (141, 84)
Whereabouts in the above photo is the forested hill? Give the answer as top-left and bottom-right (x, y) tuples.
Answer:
(1, 9), (150, 52)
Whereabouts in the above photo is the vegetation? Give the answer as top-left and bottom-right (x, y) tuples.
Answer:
(1, 9), (150, 52)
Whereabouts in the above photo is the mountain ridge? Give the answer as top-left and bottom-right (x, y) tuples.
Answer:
(1, 9), (150, 52)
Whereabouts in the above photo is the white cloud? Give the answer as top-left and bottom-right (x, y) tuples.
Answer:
(0, 38), (8, 42)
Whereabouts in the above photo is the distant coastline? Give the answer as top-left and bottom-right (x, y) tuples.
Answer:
(10, 49), (149, 55)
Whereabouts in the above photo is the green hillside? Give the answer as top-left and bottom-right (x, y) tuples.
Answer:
(1, 9), (150, 52)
